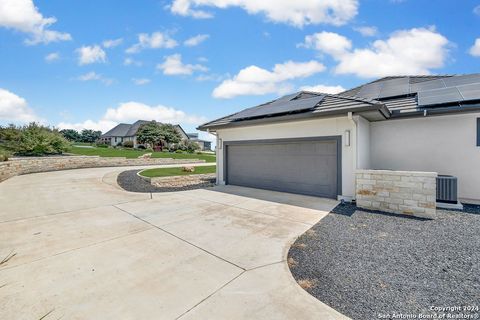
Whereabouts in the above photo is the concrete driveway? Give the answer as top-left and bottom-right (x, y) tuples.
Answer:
(0, 166), (347, 320)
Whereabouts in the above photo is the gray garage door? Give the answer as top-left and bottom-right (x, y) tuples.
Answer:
(225, 138), (340, 198)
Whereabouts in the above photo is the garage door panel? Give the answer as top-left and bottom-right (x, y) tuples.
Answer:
(226, 139), (339, 198)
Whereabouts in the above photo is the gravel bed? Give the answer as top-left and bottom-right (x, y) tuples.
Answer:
(288, 203), (480, 320)
(117, 169), (215, 193)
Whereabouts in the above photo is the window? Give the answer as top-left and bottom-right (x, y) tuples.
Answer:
(477, 118), (480, 146)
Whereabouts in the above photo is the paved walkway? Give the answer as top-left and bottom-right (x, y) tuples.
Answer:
(0, 166), (348, 319)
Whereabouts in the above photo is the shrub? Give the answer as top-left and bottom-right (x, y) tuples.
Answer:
(13, 123), (70, 156)
(0, 150), (11, 161)
(136, 145), (146, 149)
(123, 141), (134, 148)
(185, 141), (200, 153)
(95, 143), (109, 148)
(175, 149), (184, 153)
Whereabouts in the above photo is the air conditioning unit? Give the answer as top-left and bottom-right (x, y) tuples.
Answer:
(436, 175), (458, 203)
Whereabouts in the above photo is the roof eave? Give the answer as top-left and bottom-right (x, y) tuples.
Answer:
(198, 104), (388, 131)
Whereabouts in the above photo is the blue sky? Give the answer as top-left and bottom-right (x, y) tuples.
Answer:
(0, 0), (479, 141)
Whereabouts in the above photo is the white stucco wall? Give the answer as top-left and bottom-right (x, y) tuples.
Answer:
(215, 116), (359, 198)
(370, 112), (480, 201)
(357, 116), (371, 169)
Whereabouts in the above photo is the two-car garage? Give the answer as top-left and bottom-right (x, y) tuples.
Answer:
(224, 137), (341, 199)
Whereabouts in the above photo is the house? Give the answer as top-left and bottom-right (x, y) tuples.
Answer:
(100, 120), (189, 147)
(198, 74), (480, 203)
(187, 133), (212, 151)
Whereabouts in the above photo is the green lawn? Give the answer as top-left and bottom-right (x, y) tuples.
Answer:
(68, 146), (216, 163)
(139, 165), (217, 178)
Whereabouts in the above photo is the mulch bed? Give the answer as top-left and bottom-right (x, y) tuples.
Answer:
(288, 202), (480, 320)
(116, 169), (215, 193)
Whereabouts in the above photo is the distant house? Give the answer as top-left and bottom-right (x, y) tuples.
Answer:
(100, 120), (189, 147)
(187, 133), (212, 151)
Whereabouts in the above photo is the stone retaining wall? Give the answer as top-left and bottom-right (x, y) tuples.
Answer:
(356, 169), (437, 219)
(0, 156), (205, 183)
(151, 174), (216, 188)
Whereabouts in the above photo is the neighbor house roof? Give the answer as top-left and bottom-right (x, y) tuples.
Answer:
(102, 123), (131, 137)
(102, 120), (188, 138)
(198, 73), (480, 131)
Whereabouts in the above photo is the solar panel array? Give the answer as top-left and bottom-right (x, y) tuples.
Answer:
(418, 80), (480, 106)
(231, 94), (325, 120)
(350, 74), (480, 107)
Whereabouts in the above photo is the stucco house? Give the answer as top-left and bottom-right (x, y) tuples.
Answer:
(198, 74), (480, 204)
(100, 120), (189, 147)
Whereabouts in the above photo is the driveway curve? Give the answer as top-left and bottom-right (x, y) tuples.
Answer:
(0, 166), (347, 320)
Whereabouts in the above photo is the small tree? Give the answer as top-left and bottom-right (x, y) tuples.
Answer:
(80, 129), (102, 143)
(136, 121), (182, 150)
(160, 124), (182, 145)
(60, 129), (81, 142)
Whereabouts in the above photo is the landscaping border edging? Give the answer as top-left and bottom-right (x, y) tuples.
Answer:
(150, 173), (216, 188)
(0, 156), (205, 183)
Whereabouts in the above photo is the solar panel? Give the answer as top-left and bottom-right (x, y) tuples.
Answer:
(357, 81), (383, 99)
(231, 94), (324, 120)
(417, 87), (463, 106)
(457, 83), (480, 101)
(378, 78), (410, 98)
(410, 78), (446, 93)
(442, 74), (480, 87)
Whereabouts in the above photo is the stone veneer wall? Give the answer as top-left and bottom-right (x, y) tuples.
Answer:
(356, 169), (437, 219)
(150, 173), (216, 188)
(0, 156), (205, 183)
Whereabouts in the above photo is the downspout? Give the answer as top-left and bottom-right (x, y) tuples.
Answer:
(348, 112), (358, 202)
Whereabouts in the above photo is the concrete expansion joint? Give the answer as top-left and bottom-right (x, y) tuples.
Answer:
(112, 204), (246, 272)
(175, 270), (246, 320)
(0, 227), (152, 271)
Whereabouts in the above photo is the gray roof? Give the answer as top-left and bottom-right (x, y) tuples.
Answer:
(102, 120), (187, 138)
(199, 74), (480, 131)
(102, 123), (131, 137)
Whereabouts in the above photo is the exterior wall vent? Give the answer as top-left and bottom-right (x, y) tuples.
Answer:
(436, 175), (458, 203)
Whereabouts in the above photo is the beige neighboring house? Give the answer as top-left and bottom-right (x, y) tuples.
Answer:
(199, 74), (480, 204)
(100, 120), (189, 147)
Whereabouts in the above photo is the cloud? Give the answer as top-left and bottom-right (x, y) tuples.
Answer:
(0, 88), (41, 123)
(102, 38), (123, 48)
(169, 0), (358, 27)
(184, 34), (209, 46)
(126, 31), (177, 53)
(123, 57), (142, 66)
(157, 54), (208, 75)
(299, 84), (346, 94)
(213, 60), (325, 99)
(301, 31), (352, 56)
(76, 72), (114, 86)
(0, 0), (71, 45)
(132, 78), (151, 85)
(57, 101), (208, 133)
(76, 45), (107, 65)
(353, 26), (378, 37)
(475, 5), (480, 16)
(469, 38), (480, 57)
(302, 27), (449, 78)
(45, 52), (60, 62)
